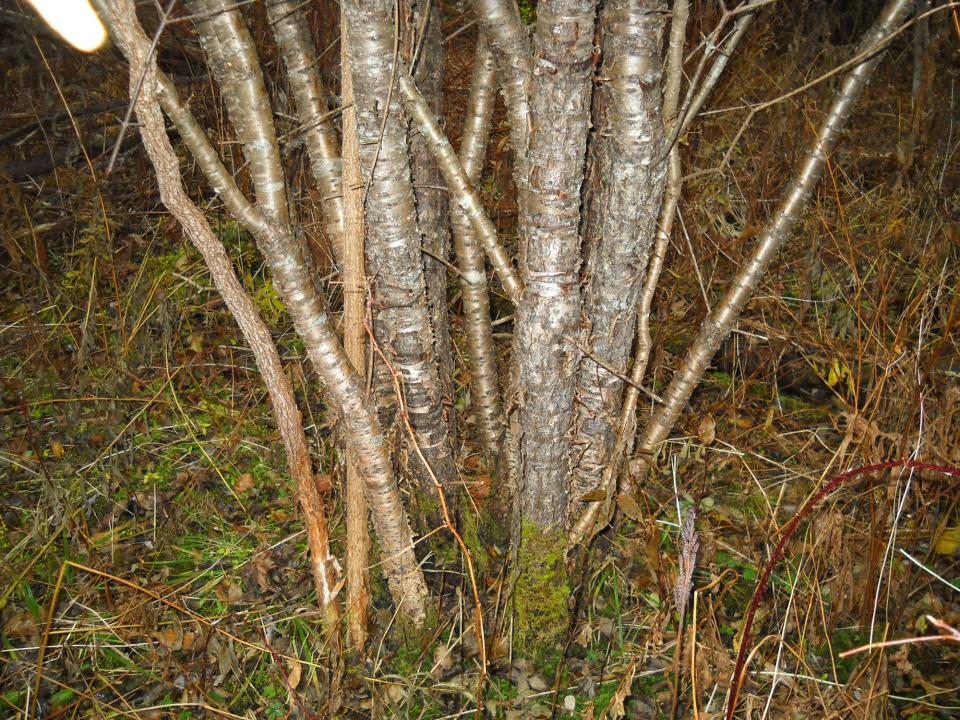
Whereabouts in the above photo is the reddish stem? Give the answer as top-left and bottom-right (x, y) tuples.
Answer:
(725, 459), (960, 720)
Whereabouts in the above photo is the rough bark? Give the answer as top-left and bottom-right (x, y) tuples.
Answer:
(341, 15), (371, 647)
(178, 0), (429, 623)
(343, 0), (458, 503)
(568, 0), (688, 547)
(265, 0), (345, 264)
(187, 0), (289, 224)
(511, 0), (597, 528)
(636, 0), (915, 458)
(100, 0), (339, 623)
(399, 75), (523, 303)
(407, 1), (456, 442)
(568, 0), (668, 515)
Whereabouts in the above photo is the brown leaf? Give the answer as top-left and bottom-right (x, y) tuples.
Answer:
(579, 489), (606, 502)
(314, 473), (332, 492)
(250, 552), (277, 592)
(697, 413), (716, 446)
(50, 440), (65, 459)
(234, 472), (255, 494)
(153, 627), (184, 651)
(616, 493), (643, 522)
(645, 528), (661, 572)
(286, 657), (302, 690)
(430, 644), (455, 678)
(468, 474), (492, 502)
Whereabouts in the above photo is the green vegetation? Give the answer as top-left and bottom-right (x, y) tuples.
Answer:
(512, 522), (570, 659)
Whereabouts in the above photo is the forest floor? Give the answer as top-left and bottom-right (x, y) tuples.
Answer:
(1, 3), (959, 719)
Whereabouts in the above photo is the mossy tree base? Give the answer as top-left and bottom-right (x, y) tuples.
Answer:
(511, 522), (571, 660)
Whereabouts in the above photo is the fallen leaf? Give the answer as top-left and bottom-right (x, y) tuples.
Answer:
(697, 413), (716, 445)
(616, 493), (643, 522)
(286, 657), (302, 690)
(431, 644), (455, 678)
(50, 440), (65, 459)
(935, 526), (960, 555)
(250, 553), (277, 592)
(234, 472), (255, 494)
(154, 627), (184, 651)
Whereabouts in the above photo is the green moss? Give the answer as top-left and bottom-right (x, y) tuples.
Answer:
(513, 522), (570, 658)
(517, 0), (536, 25)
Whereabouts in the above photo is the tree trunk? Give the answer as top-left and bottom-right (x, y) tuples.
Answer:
(510, 0), (596, 528)
(568, 0), (668, 518)
(265, 0), (345, 264)
(343, 0), (458, 507)
(101, 0), (339, 625)
(407, 0), (457, 444)
(635, 0), (915, 460)
(178, 0), (429, 623)
(450, 36), (503, 460)
(341, 13), (371, 648)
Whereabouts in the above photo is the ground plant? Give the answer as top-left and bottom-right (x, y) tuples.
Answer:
(0, 0), (958, 717)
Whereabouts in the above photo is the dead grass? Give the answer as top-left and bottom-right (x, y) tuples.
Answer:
(0, 2), (957, 718)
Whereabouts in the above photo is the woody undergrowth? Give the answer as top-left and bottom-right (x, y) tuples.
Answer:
(2, 3), (959, 718)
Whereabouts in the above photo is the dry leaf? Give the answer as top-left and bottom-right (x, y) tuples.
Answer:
(468, 474), (492, 502)
(154, 627), (184, 651)
(579, 489), (606, 502)
(430, 644), (455, 678)
(50, 440), (65, 459)
(250, 553), (277, 592)
(616, 493), (643, 522)
(697, 413), (716, 445)
(286, 657), (302, 690)
(234, 472), (255, 494)
(314, 473), (332, 492)
(3, 611), (38, 639)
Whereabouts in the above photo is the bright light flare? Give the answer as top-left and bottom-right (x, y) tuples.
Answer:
(26, 0), (107, 53)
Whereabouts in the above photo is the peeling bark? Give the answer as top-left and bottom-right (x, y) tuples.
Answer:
(188, 0), (289, 224)
(569, 0), (667, 516)
(406, 1), (456, 441)
(398, 75), (522, 301)
(343, 0), (458, 501)
(265, 0), (345, 264)
(511, 0), (597, 528)
(471, 0), (532, 159)
(451, 36), (503, 459)
(177, 0), (429, 622)
(341, 14), (371, 647)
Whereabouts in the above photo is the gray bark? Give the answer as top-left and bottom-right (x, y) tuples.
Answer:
(407, 2), (456, 443)
(569, 0), (668, 515)
(265, 0), (345, 264)
(101, 0), (339, 623)
(399, 75), (523, 303)
(511, 0), (597, 528)
(451, 37), (503, 459)
(343, 0), (458, 499)
(188, 0), (289, 224)
(471, 0), (532, 159)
